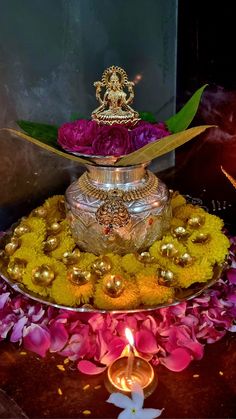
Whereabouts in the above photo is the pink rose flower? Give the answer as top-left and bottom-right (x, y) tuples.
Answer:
(58, 119), (98, 153)
(92, 125), (133, 156)
(131, 121), (171, 150)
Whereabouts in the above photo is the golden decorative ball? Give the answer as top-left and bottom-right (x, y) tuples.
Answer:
(32, 264), (55, 286)
(62, 249), (81, 265)
(0, 249), (9, 264)
(175, 252), (195, 267)
(103, 274), (125, 298)
(44, 235), (60, 252)
(192, 233), (211, 244)
(187, 215), (205, 228)
(47, 222), (62, 235)
(67, 267), (92, 285)
(172, 226), (189, 239)
(137, 251), (154, 263)
(32, 207), (47, 218)
(5, 238), (20, 255)
(14, 223), (31, 237)
(160, 243), (178, 258)
(91, 256), (112, 276)
(7, 258), (26, 281)
(156, 268), (175, 285)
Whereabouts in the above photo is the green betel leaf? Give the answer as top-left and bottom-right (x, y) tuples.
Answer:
(116, 125), (213, 166)
(1, 128), (93, 166)
(17, 120), (58, 146)
(139, 111), (157, 123)
(166, 84), (208, 133)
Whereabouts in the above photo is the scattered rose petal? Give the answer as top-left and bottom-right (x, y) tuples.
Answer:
(160, 348), (192, 371)
(77, 360), (107, 375)
(23, 324), (51, 357)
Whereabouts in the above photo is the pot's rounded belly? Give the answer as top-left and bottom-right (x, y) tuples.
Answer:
(65, 171), (171, 255)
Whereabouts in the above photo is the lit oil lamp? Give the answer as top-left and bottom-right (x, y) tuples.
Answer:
(106, 328), (157, 398)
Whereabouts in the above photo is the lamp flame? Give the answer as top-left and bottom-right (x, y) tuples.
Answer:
(125, 328), (134, 346)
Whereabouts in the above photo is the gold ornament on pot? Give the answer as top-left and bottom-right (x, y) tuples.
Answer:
(192, 233), (211, 244)
(67, 267), (92, 286)
(7, 258), (26, 281)
(32, 206), (47, 218)
(172, 226), (189, 240)
(47, 222), (62, 235)
(160, 243), (178, 258)
(91, 256), (112, 276)
(62, 249), (81, 265)
(175, 252), (195, 267)
(44, 235), (60, 252)
(156, 268), (175, 285)
(5, 238), (20, 255)
(103, 274), (125, 298)
(187, 215), (205, 228)
(32, 264), (55, 286)
(136, 251), (154, 263)
(14, 223), (31, 237)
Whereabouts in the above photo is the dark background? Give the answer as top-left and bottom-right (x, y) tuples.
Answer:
(168, 0), (236, 235)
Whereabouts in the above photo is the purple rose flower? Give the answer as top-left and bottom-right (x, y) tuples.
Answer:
(58, 119), (98, 153)
(92, 125), (133, 156)
(131, 121), (171, 150)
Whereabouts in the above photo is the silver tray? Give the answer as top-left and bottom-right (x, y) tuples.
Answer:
(0, 232), (225, 314)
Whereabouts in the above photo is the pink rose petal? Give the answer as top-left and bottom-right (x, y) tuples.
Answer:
(77, 360), (107, 375)
(227, 268), (236, 284)
(10, 316), (28, 342)
(23, 324), (51, 357)
(0, 292), (10, 309)
(49, 321), (69, 352)
(160, 348), (192, 371)
(135, 330), (158, 354)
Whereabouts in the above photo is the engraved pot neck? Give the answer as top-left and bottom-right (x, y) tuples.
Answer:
(85, 163), (150, 189)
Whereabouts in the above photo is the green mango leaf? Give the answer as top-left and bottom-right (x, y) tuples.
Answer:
(17, 120), (58, 146)
(139, 111), (157, 123)
(70, 113), (88, 122)
(116, 125), (213, 166)
(1, 128), (93, 166)
(166, 84), (208, 133)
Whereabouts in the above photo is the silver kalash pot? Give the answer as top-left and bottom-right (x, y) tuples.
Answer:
(65, 162), (171, 255)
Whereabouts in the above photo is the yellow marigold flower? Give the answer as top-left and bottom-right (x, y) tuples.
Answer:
(77, 252), (97, 270)
(43, 195), (65, 223)
(22, 256), (66, 297)
(173, 258), (213, 288)
(23, 217), (47, 240)
(169, 217), (185, 229)
(136, 268), (175, 306)
(173, 204), (205, 221)
(105, 253), (122, 269)
(187, 229), (229, 265)
(94, 275), (140, 310)
(203, 212), (224, 232)
(170, 192), (186, 209)
(121, 254), (144, 274)
(9, 247), (38, 264)
(149, 235), (187, 268)
(48, 231), (75, 259)
(51, 276), (76, 306)
(20, 232), (44, 253)
(51, 272), (95, 306)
